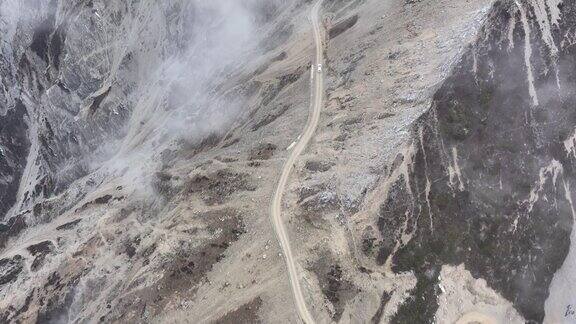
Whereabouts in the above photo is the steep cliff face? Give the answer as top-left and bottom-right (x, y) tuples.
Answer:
(366, 0), (574, 322)
(279, 0), (573, 322)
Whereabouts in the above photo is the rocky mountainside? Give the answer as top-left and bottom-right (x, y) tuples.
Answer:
(0, 0), (574, 323)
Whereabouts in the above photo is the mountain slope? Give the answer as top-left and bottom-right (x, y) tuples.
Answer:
(0, 0), (574, 323)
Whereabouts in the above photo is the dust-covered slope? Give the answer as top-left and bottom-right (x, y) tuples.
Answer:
(272, 0), (575, 323)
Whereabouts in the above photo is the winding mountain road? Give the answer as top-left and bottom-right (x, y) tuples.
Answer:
(270, 1), (324, 324)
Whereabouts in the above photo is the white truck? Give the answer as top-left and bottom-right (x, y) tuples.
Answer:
(317, 63), (322, 73)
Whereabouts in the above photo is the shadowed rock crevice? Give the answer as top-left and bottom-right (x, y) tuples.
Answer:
(329, 14), (359, 39)
(0, 100), (30, 220)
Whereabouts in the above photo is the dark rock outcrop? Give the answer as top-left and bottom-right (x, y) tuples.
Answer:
(0, 100), (29, 220)
(0, 255), (24, 286)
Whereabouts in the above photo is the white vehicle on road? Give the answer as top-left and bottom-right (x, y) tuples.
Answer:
(317, 63), (322, 73)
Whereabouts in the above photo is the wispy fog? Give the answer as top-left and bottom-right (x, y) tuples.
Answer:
(117, 0), (261, 154)
(0, 0), (283, 205)
(98, 0), (274, 191)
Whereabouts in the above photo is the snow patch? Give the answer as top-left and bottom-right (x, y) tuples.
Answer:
(419, 126), (434, 233)
(526, 159), (563, 214)
(529, 0), (562, 88)
(546, 0), (563, 27)
(507, 12), (517, 51)
(530, 0), (559, 56)
(448, 147), (465, 191)
(515, 1), (539, 106)
(564, 128), (576, 159)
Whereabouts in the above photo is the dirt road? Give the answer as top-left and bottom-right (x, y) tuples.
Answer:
(269, 1), (324, 323)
